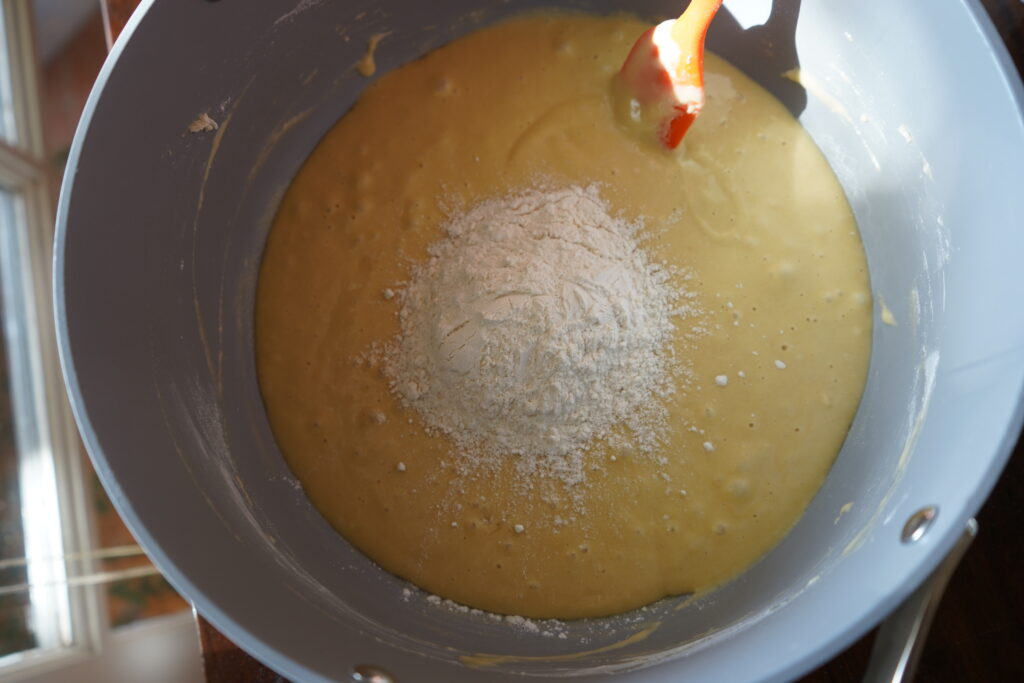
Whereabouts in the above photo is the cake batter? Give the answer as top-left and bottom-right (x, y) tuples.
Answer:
(256, 14), (872, 619)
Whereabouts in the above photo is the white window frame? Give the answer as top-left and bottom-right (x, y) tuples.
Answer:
(0, 2), (200, 681)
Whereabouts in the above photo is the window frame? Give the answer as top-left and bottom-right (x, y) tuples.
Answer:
(0, 1), (198, 680)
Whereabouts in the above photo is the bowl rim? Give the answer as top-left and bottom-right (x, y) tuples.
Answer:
(52, 1), (1024, 681)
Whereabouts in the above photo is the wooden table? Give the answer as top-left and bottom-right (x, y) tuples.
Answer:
(100, 1), (1024, 681)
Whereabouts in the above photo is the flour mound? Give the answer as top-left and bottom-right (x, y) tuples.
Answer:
(384, 185), (683, 482)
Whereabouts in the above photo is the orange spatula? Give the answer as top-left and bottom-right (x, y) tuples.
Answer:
(616, 0), (723, 149)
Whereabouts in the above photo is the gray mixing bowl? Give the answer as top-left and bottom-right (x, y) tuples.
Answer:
(54, 0), (1024, 681)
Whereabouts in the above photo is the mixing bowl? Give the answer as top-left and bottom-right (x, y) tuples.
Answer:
(54, 0), (1024, 681)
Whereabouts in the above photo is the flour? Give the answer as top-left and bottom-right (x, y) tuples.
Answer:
(401, 583), (569, 639)
(382, 185), (692, 484)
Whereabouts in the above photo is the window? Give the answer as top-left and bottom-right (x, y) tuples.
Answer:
(0, 2), (199, 680)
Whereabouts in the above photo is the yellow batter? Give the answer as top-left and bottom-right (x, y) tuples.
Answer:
(256, 14), (871, 619)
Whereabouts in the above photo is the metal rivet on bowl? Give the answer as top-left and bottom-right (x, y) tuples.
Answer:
(351, 665), (396, 683)
(901, 506), (938, 543)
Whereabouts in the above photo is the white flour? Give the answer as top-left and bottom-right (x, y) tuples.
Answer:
(382, 185), (690, 484)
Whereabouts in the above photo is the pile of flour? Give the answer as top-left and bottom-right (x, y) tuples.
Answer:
(382, 185), (688, 484)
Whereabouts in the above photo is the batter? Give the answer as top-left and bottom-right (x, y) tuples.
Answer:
(256, 14), (871, 619)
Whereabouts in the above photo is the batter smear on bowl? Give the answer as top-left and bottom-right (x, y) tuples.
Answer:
(255, 13), (872, 619)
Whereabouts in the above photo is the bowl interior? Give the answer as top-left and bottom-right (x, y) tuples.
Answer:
(56, 1), (1024, 681)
